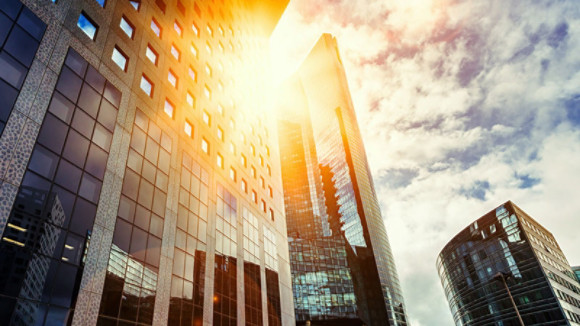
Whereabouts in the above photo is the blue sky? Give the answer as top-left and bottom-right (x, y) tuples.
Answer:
(270, 0), (580, 324)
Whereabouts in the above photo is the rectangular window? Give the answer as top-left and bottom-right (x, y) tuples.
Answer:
(151, 18), (162, 37)
(201, 138), (209, 154)
(192, 22), (199, 36)
(96, 0), (106, 7)
(190, 43), (198, 58)
(217, 153), (223, 168)
(111, 46), (128, 71)
(230, 168), (236, 181)
(250, 144), (255, 156)
(260, 177), (264, 188)
(251, 190), (257, 204)
(217, 127), (223, 141)
(250, 166), (256, 178)
(205, 42), (212, 54)
(174, 21), (182, 36)
(168, 70), (178, 88)
(218, 42), (224, 53)
(206, 25), (213, 36)
(129, 0), (140, 10)
(268, 186), (273, 198)
(204, 85), (210, 99)
(205, 64), (212, 76)
(170, 44), (181, 61)
(145, 44), (158, 65)
(241, 154), (246, 167)
(184, 121), (193, 138)
(266, 146), (270, 156)
(259, 155), (264, 167)
(229, 142), (235, 154)
(241, 179), (247, 193)
(202, 111), (210, 126)
(155, 0), (166, 13)
(217, 104), (224, 115)
(120, 16), (135, 39)
(164, 99), (174, 118)
(189, 67), (196, 82)
(267, 165), (271, 176)
(186, 92), (194, 108)
(261, 200), (266, 213)
(269, 209), (274, 221)
(140, 75), (153, 97)
(230, 119), (235, 129)
(77, 12), (98, 40)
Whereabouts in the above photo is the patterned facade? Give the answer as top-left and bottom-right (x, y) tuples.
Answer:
(0, 0), (294, 325)
(438, 201), (580, 325)
(277, 34), (408, 326)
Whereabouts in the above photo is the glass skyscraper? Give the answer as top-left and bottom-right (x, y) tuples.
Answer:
(277, 34), (408, 326)
(0, 0), (295, 325)
(438, 201), (580, 325)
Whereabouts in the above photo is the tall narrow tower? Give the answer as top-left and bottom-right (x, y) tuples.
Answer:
(278, 34), (407, 326)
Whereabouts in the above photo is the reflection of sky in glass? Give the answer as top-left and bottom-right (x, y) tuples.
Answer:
(111, 48), (127, 70)
(140, 76), (152, 96)
(77, 13), (97, 40)
(151, 20), (161, 37)
(145, 46), (157, 64)
(120, 17), (134, 38)
(95, 0), (106, 7)
(129, 0), (140, 10)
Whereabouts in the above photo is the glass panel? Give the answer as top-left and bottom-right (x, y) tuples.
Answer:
(112, 47), (128, 71)
(63, 130), (90, 168)
(0, 51), (27, 89)
(119, 16), (134, 38)
(4, 25), (39, 67)
(77, 12), (98, 40)
(48, 91), (75, 124)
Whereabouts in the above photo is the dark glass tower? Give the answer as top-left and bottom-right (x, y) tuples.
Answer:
(438, 201), (580, 325)
(278, 34), (407, 326)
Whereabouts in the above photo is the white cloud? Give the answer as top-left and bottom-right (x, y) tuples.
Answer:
(271, 0), (580, 324)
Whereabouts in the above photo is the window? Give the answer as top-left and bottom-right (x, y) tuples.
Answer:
(164, 99), (174, 118)
(205, 42), (212, 54)
(201, 138), (209, 154)
(259, 155), (264, 166)
(204, 85), (210, 99)
(261, 200), (266, 213)
(184, 121), (193, 138)
(230, 119), (235, 129)
(205, 64), (212, 76)
(217, 104), (224, 115)
(241, 154), (246, 167)
(168, 70), (178, 88)
(186, 92), (194, 108)
(151, 18), (162, 37)
(229, 168), (236, 181)
(267, 165), (271, 176)
(218, 81), (224, 92)
(269, 208), (274, 221)
(268, 186), (273, 198)
(77, 12), (98, 40)
(192, 22), (199, 36)
(217, 127), (223, 141)
(174, 21), (182, 36)
(170, 44), (181, 61)
(129, 0), (140, 10)
(260, 176), (264, 188)
(202, 111), (210, 126)
(251, 190), (257, 204)
(217, 153), (223, 168)
(140, 75), (153, 96)
(188, 67), (196, 82)
(250, 144), (255, 156)
(266, 146), (270, 156)
(145, 45), (158, 65)
(229, 142), (235, 154)
(155, 0), (166, 13)
(250, 166), (256, 178)
(206, 25), (213, 36)
(190, 43), (198, 58)
(96, 0), (106, 7)
(120, 16), (135, 39)
(111, 46), (128, 71)
(241, 179), (247, 193)
(218, 42), (224, 53)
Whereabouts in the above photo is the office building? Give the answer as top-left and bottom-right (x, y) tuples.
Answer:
(437, 201), (580, 325)
(0, 0), (294, 325)
(573, 266), (580, 284)
(277, 34), (408, 326)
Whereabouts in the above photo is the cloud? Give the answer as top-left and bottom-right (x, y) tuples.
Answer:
(271, 0), (580, 325)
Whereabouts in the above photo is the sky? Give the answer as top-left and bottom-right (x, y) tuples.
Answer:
(269, 0), (580, 325)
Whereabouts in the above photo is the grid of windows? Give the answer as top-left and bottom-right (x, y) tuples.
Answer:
(99, 109), (170, 325)
(168, 153), (209, 326)
(0, 48), (117, 326)
(0, 1), (46, 136)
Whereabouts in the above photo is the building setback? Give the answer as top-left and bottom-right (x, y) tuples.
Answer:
(0, 0), (295, 325)
(277, 34), (408, 326)
(438, 201), (580, 325)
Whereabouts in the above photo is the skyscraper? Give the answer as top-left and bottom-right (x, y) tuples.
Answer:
(0, 0), (294, 325)
(277, 34), (408, 326)
(438, 201), (580, 325)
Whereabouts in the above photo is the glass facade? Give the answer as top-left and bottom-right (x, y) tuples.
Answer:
(574, 267), (580, 284)
(437, 201), (580, 325)
(0, 0), (294, 325)
(277, 34), (407, 325)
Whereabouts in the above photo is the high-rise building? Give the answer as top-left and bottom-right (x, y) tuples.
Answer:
(0, 0), (294, 325)
(437, 201), (580, 325)
(277, 33), (408, 326)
